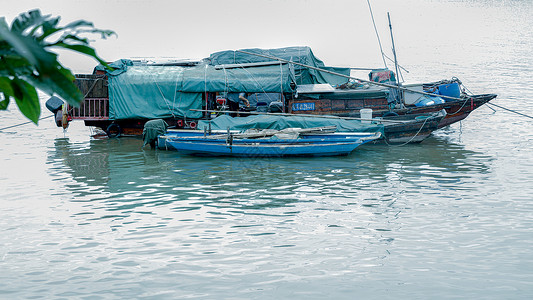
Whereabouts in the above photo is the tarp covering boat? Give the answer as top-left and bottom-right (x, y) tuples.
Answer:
(107, 64), (203, 120)
(179, 64), (293, 93)
(197, 115), (385, 134)
(208, 46), (351, 86)
(104, 60), (293, 120)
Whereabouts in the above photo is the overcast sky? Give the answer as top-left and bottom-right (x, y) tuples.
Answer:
(4, 0), (499, 82)
(5, 1), (421, 72)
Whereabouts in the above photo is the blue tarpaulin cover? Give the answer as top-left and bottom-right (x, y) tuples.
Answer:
(105, 61), (292, 120)
(209, 46), (351, 86)
(107, 64), (203, 120)
(197, 115), (384, 134)
(100, 46), (350, 120)
(180, 64), (292, 93)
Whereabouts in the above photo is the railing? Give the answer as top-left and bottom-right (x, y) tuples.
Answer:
(69, 98), (109, 120)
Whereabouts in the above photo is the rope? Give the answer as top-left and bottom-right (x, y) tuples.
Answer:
(446, 96), (471, 116)
(487, 102), (533, 120)
(236, 50), (461, 101)
(237, 64), (273, 101)
(150, 69), (176, 118)
(367, 0), (387, 68)
(0, 114), (54, 131)
(383, 115), (431, 147)
(172, 68), (182, 115)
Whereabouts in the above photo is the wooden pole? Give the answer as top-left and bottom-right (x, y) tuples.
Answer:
(388, 12), (403, 105)
(190, 109), (412, 124)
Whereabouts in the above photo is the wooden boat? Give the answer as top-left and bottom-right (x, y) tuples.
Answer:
(158, 127), (381, 157)
(289, 81), (496, 129)
(379, 109), (446, 144)
(190, 109), (446, 144)
(48, 47), (495, 139)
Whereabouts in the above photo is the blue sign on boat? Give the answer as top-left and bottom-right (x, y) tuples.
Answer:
(292, 102), (315, 111)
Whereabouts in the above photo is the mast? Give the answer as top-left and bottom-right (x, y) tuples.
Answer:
(387, 12), (403, 107)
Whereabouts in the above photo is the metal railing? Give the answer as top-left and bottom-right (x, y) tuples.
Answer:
(69, 98), (109, 120)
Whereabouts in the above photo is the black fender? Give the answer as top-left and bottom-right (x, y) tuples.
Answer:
(106, 123), (122, 138)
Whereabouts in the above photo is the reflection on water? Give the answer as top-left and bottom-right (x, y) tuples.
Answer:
(31, 133), (521, 299)
(3, 0), (533, 297)
(48, 134), (492, 220)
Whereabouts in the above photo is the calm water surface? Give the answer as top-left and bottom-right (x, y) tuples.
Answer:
(1, 1), (533, 299)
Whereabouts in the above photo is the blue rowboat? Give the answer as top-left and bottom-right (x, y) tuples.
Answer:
(158, 129), (381, 157)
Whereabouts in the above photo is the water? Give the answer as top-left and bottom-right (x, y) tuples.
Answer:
(1, 1), (533, 298)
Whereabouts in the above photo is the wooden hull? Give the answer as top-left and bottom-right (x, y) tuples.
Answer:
(380, 110), (446, 144)
(290, 93), (497, 129)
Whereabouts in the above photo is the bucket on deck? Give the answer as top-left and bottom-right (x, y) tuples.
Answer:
(438, 82), (460, 100)
(360, 108), (373, 124)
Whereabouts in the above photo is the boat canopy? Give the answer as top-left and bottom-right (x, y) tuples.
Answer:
(179, 63), (293, 93)
(98, 46), (351, 120)
(197, 115), (384, 134)
(104, 59), (293, 120)
(209, 46), (351, 86)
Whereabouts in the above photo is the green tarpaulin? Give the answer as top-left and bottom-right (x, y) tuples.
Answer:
(209, 46), (351, 86)
(106, 61), (292, 120)
(180, 64), (292, 93)
(102, 46), (351, 120)
(107, 64), (203, 120)
(197, 115), (384, 134)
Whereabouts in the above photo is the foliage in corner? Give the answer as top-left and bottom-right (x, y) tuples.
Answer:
(0, 9), (115, 123)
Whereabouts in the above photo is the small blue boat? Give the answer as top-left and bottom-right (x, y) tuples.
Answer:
(158, 127), (381, 157)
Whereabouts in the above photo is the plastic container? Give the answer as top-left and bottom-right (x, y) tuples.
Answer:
(414, 96), (445, 107)
(360, 108), (373, 123)
(438, 82), (460, 100)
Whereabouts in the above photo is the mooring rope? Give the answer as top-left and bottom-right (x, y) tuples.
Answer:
(486, 102), (533, 119)
(0, 114), (55, 131)
(383, 116), (430, 147)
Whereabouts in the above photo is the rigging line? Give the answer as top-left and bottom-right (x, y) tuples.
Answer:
(64, 77), (103, 115)
(447, 96), (472, 116)
(0, 114), (54, 131)
(172, 69), (181, 113)
(462, 83), (496, 113)
(222, 65), (228, 95)
(383, 115), (431, 147)
(204, 64), (208, 112)
(236, 49), (465, 101)
(367, 0), (388, 68)
(150, 71), (175, 118)
(486, 102), (533, 120)
(237, 64), (273, 101)
(280, 62), (283, 96)
(383, 53), (409, 73)
(83, 78), (101, 98)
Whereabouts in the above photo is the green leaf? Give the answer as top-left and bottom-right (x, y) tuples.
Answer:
(24, 64), (82, 107)
(0, 76), (15, 97)
(11, 77), (40, 123)
(11, 10), (48, 34)
(0, 23), (58, 67)
(0, 97), (9, 110)
(0, 55), (34, 77)
(53, 42), (108, 67)
(0, 76), (11, 110)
